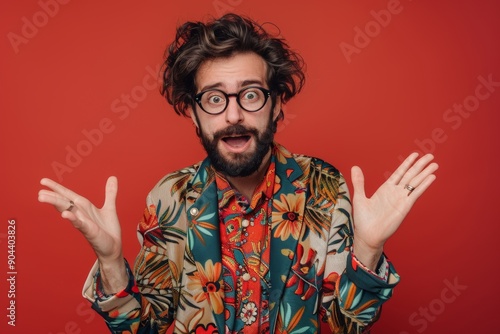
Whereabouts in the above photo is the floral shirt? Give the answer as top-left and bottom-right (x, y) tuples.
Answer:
(83, 143), (400, 334)
(215, 156), (276, 333)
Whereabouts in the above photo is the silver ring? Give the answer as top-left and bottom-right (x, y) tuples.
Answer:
(66, 200), (75, 211)
(404, 184), (415, 196)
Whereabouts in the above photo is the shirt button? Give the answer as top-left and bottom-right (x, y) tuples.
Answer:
(190, 208), (199, 216)
(242, 273), (251, 281)
(242, 219), (249, 227)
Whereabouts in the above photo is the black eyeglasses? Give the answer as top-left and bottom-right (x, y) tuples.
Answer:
(194, 86), (271, 115)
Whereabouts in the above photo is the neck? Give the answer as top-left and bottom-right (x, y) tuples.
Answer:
(225, 149), (272, 201)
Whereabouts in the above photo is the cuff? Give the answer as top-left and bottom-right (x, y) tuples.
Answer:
(345, 251), (400, 296)
(94, 260), (136, 301)
(351, 251), (389, 281)
(82, 259), (139, 313)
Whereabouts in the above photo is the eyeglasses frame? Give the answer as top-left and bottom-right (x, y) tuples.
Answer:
(194, 86), (272, 115)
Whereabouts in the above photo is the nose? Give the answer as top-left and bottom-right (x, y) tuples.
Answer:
(224, 96), (244, 124)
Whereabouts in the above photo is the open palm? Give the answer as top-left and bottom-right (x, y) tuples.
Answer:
(351, 153), (438, 256)
(38, 176), (123, 263)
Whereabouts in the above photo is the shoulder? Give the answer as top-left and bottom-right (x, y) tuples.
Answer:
(288, 151), (342, 183)
(287, 151), (347, 202)
(275, 142), (341, 176)
(146, 162), (202, 205)
(295, 153), (340, 175)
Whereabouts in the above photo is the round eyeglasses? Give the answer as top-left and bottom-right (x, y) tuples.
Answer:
(194, 86), (271, 115)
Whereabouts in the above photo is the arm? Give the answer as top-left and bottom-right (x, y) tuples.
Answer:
(321, 173), (398, 334)
(38, 177), (128, 292)
(82, 202), (176, 333)
(38, 177), (174, 333)
(322, 153), (438, 333)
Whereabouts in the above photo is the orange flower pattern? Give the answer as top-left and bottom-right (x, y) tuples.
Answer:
(84, 143), (400, 334)
(272, 193), (304, 241)
(187, 260), (224, 314)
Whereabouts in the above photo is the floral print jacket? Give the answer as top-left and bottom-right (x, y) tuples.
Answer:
(83, 143), (400, 333)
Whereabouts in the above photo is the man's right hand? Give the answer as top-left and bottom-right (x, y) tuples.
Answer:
(38, 176), (128, 293)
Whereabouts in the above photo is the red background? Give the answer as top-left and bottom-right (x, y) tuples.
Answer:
(1, 1), (499, 333)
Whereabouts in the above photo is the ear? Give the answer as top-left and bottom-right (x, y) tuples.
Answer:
(188, 106), (200, 128)
(272, 97), (282, 121)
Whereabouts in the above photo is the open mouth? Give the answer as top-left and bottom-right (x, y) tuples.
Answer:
(221, 135), (251, 148)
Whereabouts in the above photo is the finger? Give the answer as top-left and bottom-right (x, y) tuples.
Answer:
(61, 207), (87, 231)
(405, 162), (439, 189)
(38, 189), (80, 225)
(63, 203), (107, 243)
(387, 152), (419, 185)
(351, 166), (366, 199)
(399, 154), (436, 187)
(40, 178), (80, 203)
(60, 208), (78, 223)
(103, 176), (118, 210)
(39, 179), (102, 242)
(38, 189), (76, 213)
(407, 174), (437, 200)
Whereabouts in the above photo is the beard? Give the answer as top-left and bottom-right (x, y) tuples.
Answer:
(198, 114), (275, 177)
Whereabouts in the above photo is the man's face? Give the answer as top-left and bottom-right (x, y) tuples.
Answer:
(190, 52), (281, 177)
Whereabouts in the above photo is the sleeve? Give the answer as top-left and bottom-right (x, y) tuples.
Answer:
(82, 187), (178, 334)
(320, 171), (400, 334)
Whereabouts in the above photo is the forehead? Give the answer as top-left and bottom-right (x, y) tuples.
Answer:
(195, 52), (268, 92)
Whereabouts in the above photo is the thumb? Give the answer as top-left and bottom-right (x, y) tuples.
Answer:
(351, 166), (366, 198)
(103, 176), (118, 209)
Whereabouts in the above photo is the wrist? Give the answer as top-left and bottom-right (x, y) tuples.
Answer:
(98, 257), (128, 294)
(98, 253), (124, 268)
(352, 240), (383, 271)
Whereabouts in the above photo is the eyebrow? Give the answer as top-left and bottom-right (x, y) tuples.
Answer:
(199, 79), (266, 92)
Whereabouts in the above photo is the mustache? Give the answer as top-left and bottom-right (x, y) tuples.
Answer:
(213, 125), (258, 141)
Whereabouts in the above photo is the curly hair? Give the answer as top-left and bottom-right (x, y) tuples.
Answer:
(161, 13), (305, 121)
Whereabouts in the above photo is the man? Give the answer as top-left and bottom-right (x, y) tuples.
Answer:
(38, 14), (438, 333)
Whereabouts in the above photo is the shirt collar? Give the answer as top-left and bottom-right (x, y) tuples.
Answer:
(214, 146), (276, 210)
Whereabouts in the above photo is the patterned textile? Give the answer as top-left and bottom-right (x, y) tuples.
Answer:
(215, 155), (276, 332)
(83, 142), (400, 334)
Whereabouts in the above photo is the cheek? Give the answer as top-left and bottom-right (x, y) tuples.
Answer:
(198, 119), (221, 139)
(248, 111), (272, 128)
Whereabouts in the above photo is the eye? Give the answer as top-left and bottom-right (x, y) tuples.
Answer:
(244, 92), (257, 100)
(207, 94), (225, 104)
(240, 89), (261, 101)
